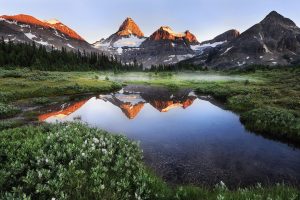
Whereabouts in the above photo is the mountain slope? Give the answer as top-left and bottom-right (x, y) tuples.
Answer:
(190, 29), (240, 54)
(186, 11), (300, 68)
(93, 17), (146, 53)
(0, 14), (94, 52)
(121, 26), (199, 67)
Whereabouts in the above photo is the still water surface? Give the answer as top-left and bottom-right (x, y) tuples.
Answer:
(39, 85), (300, 187)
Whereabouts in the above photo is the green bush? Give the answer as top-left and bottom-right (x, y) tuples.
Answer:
(0, 103), (21, 119)
(0, 123), (166, 200)
(32, 97), (51, 105)
(196, 84), (235, 101)
(0, 92), (14, 103)
(0, 123), (299, 200)
(227, 94), (263, 112)
(25, 72), (50, 81)
(241, 107), (300, 137)
(0, 119), (22, 131)
(0, 71), (23, 78)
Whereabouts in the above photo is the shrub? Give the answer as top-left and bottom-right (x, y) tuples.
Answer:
(1, 71), (23, 78)
(0, 123), (166, 200)
(196, 84), (236, 101)
(0, 119), (22, 131)
(0, 124), (299, 200)
(32, 97), (51, 105)
(227, 94), (262, 112)
(0, 92), (14, 103)
(0, 103), (21, 119)
(241, 107), (300, 137)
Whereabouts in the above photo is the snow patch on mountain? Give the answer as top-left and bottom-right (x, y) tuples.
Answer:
(190, 41), (226, 53)
(45, 19), (61, 25)
(24, 32), (37, 40)
(67, 44), (74, 49)
(221, 46), (233, 56)
(35, 40), (50, 46)
(113, 35), (146, 48)
(161, 26), (185, 37)
(176, 54), (194, 62)
(0, 18), (17, 25)
(263, 44), (272, 53)
(93, 40), (111, 48)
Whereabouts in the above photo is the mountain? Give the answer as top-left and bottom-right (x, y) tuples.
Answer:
(93, 18), (200, 67)
(185, 11), (300, 68)
(101, 93), (145, 119)
(0, 14), (94, 52)
(38, 99), (89, 121)
(120, 26), (199, 67)
(150, 98), (196, 112)
(93, 17), (146, 53)
(148, 26), (198, 43)
(190, 29), (240, 54)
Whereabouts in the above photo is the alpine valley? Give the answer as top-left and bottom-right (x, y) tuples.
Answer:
(1, 11), (300, 68)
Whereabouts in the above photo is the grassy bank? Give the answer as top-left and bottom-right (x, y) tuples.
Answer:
(0, 69), (121, 103)
(0, 68), (121, 122)
(122, 68), (300, 142)
(0, 123), (299, 200)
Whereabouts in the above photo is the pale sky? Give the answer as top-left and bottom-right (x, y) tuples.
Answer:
(1, 0), (300, 43)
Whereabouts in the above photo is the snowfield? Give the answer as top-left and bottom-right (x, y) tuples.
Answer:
(191, 41), (226, 51)
(24, 32), (37, 40)
(113, 35), (146, 48)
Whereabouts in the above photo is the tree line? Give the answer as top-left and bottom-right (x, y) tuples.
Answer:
(0, 38), (143, 71)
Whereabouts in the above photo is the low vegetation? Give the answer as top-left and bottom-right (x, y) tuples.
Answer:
(0, 119), (22, 131)
(123, 67), (300, 141)
(241, 107), (300, 138)
(0, 68), (121, 103)
(0, 67), (299, 199)
(0, 102), (21, 119)
(0, 123), (299, 200)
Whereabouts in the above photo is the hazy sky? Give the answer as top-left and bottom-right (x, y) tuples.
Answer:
(1, 0), (300, 43)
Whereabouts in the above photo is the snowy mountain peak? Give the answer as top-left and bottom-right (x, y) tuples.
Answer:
(149, 26), (198, 43)
(44, 19), (61, 25)
(1, 14), (85, 41)
(1, 14), (50, 27)
(117, 17), (144, 37)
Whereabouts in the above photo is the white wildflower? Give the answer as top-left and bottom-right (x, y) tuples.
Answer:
(220, 181), (226, 188)
(93, 138), (99, 144)
(38, 171), (42, 178)
(217, 194), (225, 200)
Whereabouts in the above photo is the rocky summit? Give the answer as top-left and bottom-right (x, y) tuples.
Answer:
(1, 11), (300, 68)
(93, 17), (146, 53)
(0, 14), (94, 52)
(185, 11), (300, 68)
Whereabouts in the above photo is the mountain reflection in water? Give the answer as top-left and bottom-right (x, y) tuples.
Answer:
(38, 85), (300, 188)
(39, 85), (197, 121)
